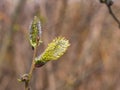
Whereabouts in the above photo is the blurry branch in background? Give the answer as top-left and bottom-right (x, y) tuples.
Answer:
(54, 0), (68, 35)
(100, 0), (120, 28)
(0, 0), (26, 65)
(73, 62), (103, 89)
(60, 5), (106, 90)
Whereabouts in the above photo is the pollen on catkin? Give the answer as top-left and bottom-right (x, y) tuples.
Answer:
(35, 37), (70, 65)
(29, 16), (42, 48)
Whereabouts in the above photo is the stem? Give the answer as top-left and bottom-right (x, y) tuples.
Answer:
(99, 0), (120, 28)
(25, 81), (29, 90)
(29, 38), (39, 77)
(107, 5), (120, 28)
(25, 38), (39, 90)
(29, 41), (38, 78)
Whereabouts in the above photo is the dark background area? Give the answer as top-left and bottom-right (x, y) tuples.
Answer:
(0, 0), (120, 90)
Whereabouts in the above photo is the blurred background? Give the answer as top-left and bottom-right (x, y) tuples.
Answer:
(0, 0), (120, 90)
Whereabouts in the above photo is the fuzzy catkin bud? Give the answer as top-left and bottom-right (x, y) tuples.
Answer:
(29, 16), (42, 48)
(35, 37), (70, 67)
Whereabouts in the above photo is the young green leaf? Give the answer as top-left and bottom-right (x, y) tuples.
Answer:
(29, 16), (42, 48)
(35, 37), (70, 67)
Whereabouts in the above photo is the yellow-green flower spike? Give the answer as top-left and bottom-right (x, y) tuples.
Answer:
(35, 37), (70, 66)
(29, 16), (42, 48)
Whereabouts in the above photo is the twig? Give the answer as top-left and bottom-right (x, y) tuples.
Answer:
(26, 37), (39, 90)
(100, 0), (120, 28)
(29, 38), (39, 78)
(106, 4), (120, 28)
(25, 81), (29, 90)
(20, 37), (39, 90)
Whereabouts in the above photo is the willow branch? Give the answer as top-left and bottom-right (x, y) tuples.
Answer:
(100, 0), (120, 28)
(106, 4), (120, 28)
(23, 38), (39, 90)
(29, 38), (39, 78)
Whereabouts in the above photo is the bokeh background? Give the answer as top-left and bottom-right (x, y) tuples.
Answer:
(0, 0), (120, 90)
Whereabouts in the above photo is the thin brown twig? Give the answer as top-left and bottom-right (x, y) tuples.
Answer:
(24, 37), (39, 90)
(29, 39), (38, 78)
(100, 0), (120, 28)
(25, 81), (29, 90)
(107, 4), (120, 28)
